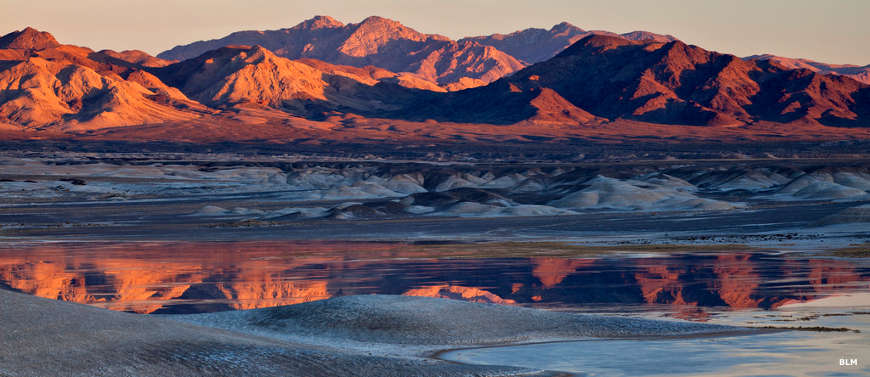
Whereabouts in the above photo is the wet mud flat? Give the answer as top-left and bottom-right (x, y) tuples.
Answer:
(439, 305), (870, 376)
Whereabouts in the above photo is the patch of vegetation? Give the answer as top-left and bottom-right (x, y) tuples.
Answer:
(59, 177), (87, 185)
(754, 325), (860, 333)
(211, 219), (278, 228)
(408, 241), (756, 258)
(772, 315), (819, 322)
(829, 244), (870, 258)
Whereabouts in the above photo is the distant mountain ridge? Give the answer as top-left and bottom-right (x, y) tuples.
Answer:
(460, 22), (676, 64)
(0, 22), (868, 144)
(157, 16), (676, 89)
(744, 54), (870, 85)
(158, 15), (867, 90)
(157, 16), (524, 90)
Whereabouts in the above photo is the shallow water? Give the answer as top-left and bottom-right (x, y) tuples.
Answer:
(0, 241), (866, 316)
(441, 309), (870, 376)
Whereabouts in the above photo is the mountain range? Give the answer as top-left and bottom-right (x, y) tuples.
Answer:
(157, 16), (679, 90)
(0, 16), (868, 144)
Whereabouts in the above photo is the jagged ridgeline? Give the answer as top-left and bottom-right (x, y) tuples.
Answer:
(0, 17), (868, 142)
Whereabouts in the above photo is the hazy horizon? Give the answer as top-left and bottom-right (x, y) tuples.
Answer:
(1, 0), (868, 65)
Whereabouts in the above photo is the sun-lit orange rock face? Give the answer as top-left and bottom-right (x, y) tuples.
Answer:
(156, 45), (330, 106)
(0, 27), (202, 130)
(0, 27), (60, 50)
(403, 285), (516, 305)
(97, 49), (175, 68)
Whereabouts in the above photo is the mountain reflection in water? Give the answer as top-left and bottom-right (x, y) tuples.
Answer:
(0, 241), (866, 317)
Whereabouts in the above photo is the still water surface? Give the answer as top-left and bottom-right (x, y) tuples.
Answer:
(0, 241), (866, 317)
(441, 320), (870, 377)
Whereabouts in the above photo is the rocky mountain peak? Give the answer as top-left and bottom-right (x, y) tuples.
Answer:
(0, 26), (61, 50)
(550, 22), (584, 35)
(295, 15), (345, 30)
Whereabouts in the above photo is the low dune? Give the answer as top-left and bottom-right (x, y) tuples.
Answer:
(0, 290), (750, 376)
(180, 295), (741, 347)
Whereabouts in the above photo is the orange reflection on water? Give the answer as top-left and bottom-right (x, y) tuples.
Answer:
(0, 241), (375, 313)
(404, 285), (516, 304)
(532, 257), (595, 289)
(0, 242), (866, 316)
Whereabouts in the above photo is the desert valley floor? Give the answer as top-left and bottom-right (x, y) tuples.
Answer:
(0, 151), (867, 376)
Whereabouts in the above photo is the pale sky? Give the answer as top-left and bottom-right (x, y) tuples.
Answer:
(1, 0), (868, 65)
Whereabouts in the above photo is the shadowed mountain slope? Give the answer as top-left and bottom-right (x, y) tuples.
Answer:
(481, 35), (870, 126)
